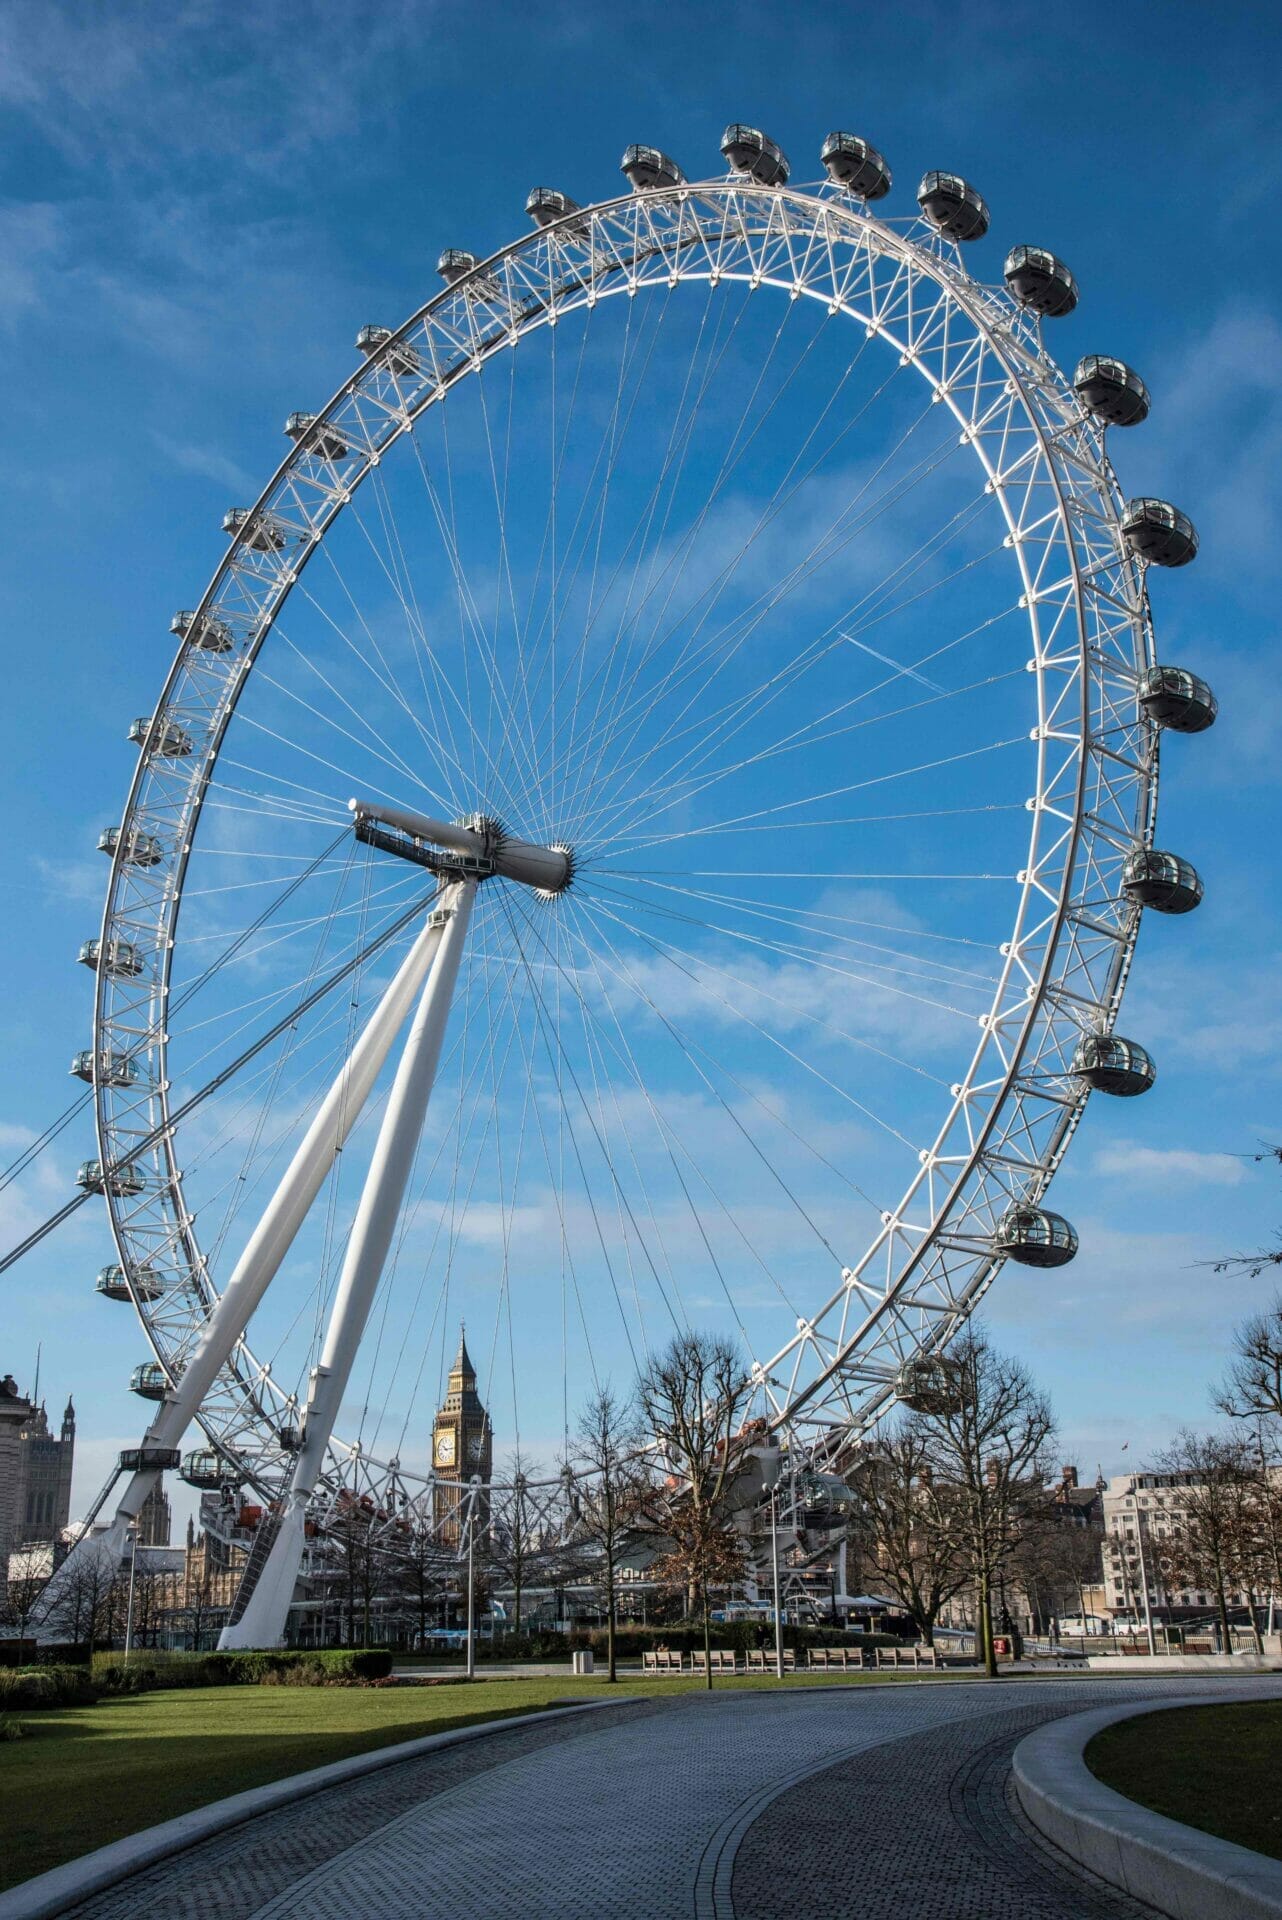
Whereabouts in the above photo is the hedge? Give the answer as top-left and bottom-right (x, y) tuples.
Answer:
(91, 1647), (393, 1693)
(0, 1665), (98, 1709)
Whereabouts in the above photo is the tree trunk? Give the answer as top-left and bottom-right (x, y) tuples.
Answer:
(978, 1566), (997, 1678)
(606, 1548), (617, 1683)
(701, 1581), (713, 1691)
(1214, 1571), (1232, 1653)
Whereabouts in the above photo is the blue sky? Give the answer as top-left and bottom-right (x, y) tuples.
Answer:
(1, 0), (1280, 1525)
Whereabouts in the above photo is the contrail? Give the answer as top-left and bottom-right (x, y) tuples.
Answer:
(841, 632), (943, 693)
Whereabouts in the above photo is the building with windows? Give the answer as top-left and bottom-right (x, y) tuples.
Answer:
(431, 1331), (493, 1546)
(136, 1482), (172, 1547)
(1099, 1468), (1278, 1622)
(16, 1394), (76, 1548)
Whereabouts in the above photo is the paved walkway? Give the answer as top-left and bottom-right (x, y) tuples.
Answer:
(63, 1678), (1267, 1919)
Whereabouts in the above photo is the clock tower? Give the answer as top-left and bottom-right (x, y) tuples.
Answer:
(431, 1329), (492, 1543)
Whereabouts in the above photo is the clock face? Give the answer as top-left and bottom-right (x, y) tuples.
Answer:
(467, 1432), (485, 1463)
(435, 1431), (456, 1467)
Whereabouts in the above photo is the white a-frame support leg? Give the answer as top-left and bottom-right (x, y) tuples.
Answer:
(221, 878), (475, 1649)
(40, 899), (454, 1619)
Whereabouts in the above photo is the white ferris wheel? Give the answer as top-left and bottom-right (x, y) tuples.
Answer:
(68, 124), (1214, 1645)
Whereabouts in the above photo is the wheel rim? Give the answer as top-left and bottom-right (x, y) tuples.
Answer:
(90, 174), (1158, 1505)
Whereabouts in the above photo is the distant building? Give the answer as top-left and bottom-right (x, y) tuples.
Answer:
(136, 1483), (172, 1547)
(1099, 1467), (1280, 1621)
(431, 1331), (492, 1545)
(0, 1376), (36, 1598)
(16, 1395), (75, 1548)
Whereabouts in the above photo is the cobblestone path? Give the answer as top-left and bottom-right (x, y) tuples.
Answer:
(64, 1678), (1254, 1919)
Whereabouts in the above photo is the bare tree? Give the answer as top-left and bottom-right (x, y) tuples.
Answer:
(326, 1504), (380, 1645)
(635, 1332), (753, 1688)
(1216, 1296), (1282, 1431)
(1211, 1144), (1282, 1281)
(393, 1513), (447, 1648)
(917, 1333), (1056, 1676)
(484, 1450), (543, 1638)
(47, 1540), (124, 1650)
(1158, 1430), (1263, 1651)
(1, 1545), (50, 1641)
(847, 1423), (969, 1644)
(572, 1385), (645, 1682)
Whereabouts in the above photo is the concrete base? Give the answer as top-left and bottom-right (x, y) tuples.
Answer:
(1013, 1685), (1282, 1919)
(1085, 1655), (1282, 1673)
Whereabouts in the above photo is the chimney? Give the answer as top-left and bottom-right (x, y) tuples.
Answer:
(985, 1456), (1000, 1487)
(1061, 1464), (1078, 1488)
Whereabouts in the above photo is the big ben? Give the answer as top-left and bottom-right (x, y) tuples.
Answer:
(432, 1329), (492, 1542)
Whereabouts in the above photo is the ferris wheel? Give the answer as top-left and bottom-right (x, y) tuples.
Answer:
(70, 123), (1213, 1645)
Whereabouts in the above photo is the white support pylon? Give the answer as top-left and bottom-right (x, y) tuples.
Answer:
(39, 901), (453, 1619)
(221, 879), (476, 1649)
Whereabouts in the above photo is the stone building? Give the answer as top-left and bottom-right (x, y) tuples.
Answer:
(16, 1394), (76, 1548)
(0, 1376), (35, 1598)
(137, 1482), (172, 1547)
(431, 1331), (493, 1545)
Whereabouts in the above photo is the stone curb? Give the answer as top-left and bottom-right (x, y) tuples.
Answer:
(0, 1697), (640, 1920)
(1013, 1684), (1282, 1920)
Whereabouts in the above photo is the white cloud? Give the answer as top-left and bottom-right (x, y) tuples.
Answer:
(1093, 1143), (1247, 1187)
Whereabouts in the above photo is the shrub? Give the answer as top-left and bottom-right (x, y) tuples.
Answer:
(94, 1652), (227, 1695)
(85, 1647), (395, 1693)
(0, 1714), (24, 1741)
(0, 1665), (97, 1709)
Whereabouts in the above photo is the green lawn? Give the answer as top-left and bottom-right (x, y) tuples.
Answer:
(1087, 1701), (1282, 1862)
(0, 1669), (917, 1891)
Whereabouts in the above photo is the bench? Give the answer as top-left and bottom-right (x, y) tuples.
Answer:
(689, 1649), (739, 1674)
(642, 1650), (685, 1674)
(808, 1647), (866, 1671)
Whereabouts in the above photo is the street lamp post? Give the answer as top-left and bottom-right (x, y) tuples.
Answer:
(124, 1522), (140, 1662)
(465, 1478), (477, 1682)
(770, 1481), (785, 1680)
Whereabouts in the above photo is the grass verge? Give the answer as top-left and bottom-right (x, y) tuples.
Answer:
(0, 1668), (929, 1891)
(1086, 1701), (1282, 1862)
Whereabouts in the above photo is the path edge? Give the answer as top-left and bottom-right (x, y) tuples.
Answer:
(0, 1696), (641, 1920)
(1013, 1686), (1282, 1920)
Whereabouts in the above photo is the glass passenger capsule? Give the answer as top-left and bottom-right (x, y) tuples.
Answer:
(180, 1448), (227, 1489)
(1121, 498), (1199, 568)
(437, 249), (477, 285)
(620, 145), (686, 191)
(222, 508), (287, 552)
(1070, 1034), (1156, 1097)
(720, 124), (790, 186)
(1122, 848), (1204, 914)
(119, 1445), (181, 1472)
(171, 609), (234, 652)
(995, 1206), (1078, 1269)
(78, 938), (144, 978)
(354, 325), (421, 376)
(1073, 355), (1150, 427)
(526, 187), (582, 230)
(78, 1158), (145, 1197)
(895, 1356), (968, 1414)
(284, 412), (350, 461)
(98, 825), (164, 867)
(917, 172), (990, 240)
(71, 1048), (135, 1087)
(97, 1262), (164, 1302)
(1138, 664), (1218, 734)
(820, 131), (891, 199)
(128, 714), (193, 757)
(130, 1362), (168, 1401)
(1003, 245), (1079, 317)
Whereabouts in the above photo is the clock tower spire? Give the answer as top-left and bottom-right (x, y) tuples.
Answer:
(432, 1325), (492, 1542)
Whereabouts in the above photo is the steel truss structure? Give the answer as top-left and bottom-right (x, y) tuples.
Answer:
(68, 155), (1200, 1638)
